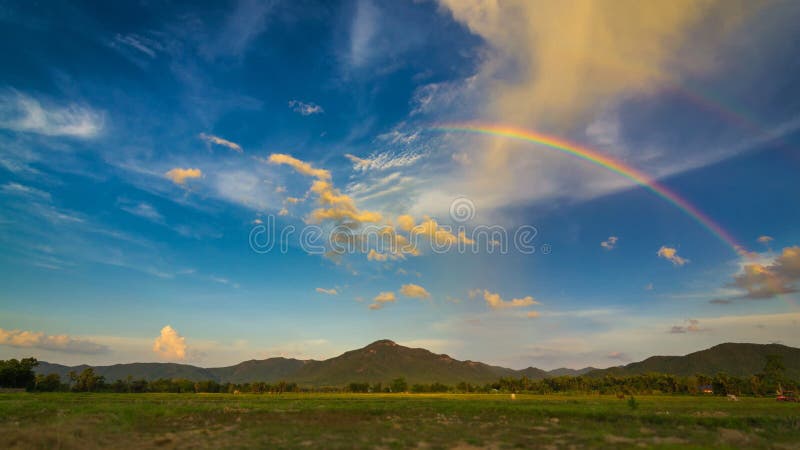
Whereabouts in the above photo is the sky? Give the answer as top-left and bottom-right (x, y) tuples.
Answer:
(1, 0), (799, 370)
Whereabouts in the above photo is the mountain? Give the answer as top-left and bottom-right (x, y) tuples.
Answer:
(33, 341), (800, 386)
(586, 343), (800, 379)
(207, 358), (310, 383)
(288, 339), (519, 386)
(547, 367), (597, 377)
(36, 361), (216, 382)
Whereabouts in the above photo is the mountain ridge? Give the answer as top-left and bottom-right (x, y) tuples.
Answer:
(33, 340), (800, 386)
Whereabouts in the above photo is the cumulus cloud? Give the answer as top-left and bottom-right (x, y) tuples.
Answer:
(669, 319), (709, 334)
(199, 133), (243, 153)
(727, 246), (800, 299)
(152, 325), (187, 360)
(368, 291), (397, 310)
(165, 168), (202, 185)
(315, 287), (338, 295)
(0, 328), (109, 354)
(0, 90), (104, 138)
(366, 249), (389, 261)
(657, 246), (689, 266)
(600, 236), (618, 250)
(526, 311), (540, 319)
(288, 100), (324, 116)
(480, 289), (539, 310)
(400, 283), (430, 299)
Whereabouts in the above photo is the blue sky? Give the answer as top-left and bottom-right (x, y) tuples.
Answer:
(1, 0), (799, 369)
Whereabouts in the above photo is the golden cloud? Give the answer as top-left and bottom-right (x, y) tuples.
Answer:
(268, 153), (331, 180)
(165, 168), (202, 185)
(152, 325), (187, 360)
(657, 246), (689, 266)
(400, 283), (430, 299)
(481, 289), (539, 310)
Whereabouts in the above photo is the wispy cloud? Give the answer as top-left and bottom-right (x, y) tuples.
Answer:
(0, 90), (103, 138)
(200, 0), (276, 59)
(669, 319), (709, 334)
(199, 133), (243, 153)
(288, 100), (324, 116)
(345, 150), (423, 172)
(316, 287), (338, 295)
(119, 200), (163, 223)
(600, 236), (618, 251)
(0, 327), (109, 354)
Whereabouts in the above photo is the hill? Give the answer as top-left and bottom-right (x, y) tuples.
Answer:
(33, 341), (800, 386)
(587, 343), (800, 379)
(288, 339), (520, 386)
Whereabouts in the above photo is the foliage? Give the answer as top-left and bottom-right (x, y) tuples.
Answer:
(0, 358), (38, 388)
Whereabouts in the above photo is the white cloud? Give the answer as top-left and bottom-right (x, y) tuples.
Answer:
(316, 287), (338, 295)
(345, 150), (423, 172)
(0, 91), (103, 138)
(600, 236), (618, 251)
(119, 201), (163, 223)
(288, 100), (324, 116)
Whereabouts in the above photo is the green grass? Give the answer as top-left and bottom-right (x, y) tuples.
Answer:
(1, 393), (798, 449)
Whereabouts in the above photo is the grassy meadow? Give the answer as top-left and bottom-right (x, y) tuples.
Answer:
(1, 392), (799, 449)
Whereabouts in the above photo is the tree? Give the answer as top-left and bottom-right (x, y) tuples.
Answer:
(34, 373), (61, 392)
(0, 358), (39, 388)
(762, 354), (786, 392)
(390, 377), (407, 393)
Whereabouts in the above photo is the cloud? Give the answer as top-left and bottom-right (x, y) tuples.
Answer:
(607, 351), (628, 361)
(600, 236), (618, 250)
(368, 291), (397, 310)
(316, 287), (338, 295)
(669, 319), (709, 334)
(366, 249), (389, 261)
(657, 246), (689, 266)
(481, 289), (539, 310)
(201, 0), (275, 59)
(165, 168), (202, 185)
(119, 201), (163, 222)
(345, 150), (422, 172)
(288, 100), (324, 116)
(710, 298), (733, 305)
(0, 90), (103, 138)
(400, 283), (430, 299)
(153, 325), (187, 360)
(526, 311), (540, 319)
(757, 235), (774, 245)
(728, 246), (800, 299)
(267, 153), (331, 180)
(2, 182), (51, 202)
(438, 0), (752, 127)
(644, 283), (654, 291)
(0, 328), (109, 354)
(199, 133), (243, 153)
(396, 214), (416, 232)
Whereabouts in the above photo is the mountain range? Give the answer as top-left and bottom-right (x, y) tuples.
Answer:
(34, 340), (798, 386)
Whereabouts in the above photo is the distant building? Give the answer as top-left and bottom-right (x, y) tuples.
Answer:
(699, 385), (713, 394)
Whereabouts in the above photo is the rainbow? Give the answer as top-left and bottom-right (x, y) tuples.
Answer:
(433, 123), (750, 257)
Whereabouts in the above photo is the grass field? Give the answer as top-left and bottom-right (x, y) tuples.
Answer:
(1, 393), (799, 449)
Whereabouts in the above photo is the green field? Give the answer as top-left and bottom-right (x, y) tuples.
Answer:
(1, 393), (798, 449)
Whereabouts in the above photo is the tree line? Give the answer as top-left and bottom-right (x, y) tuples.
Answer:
(2, 355), (795, 396)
